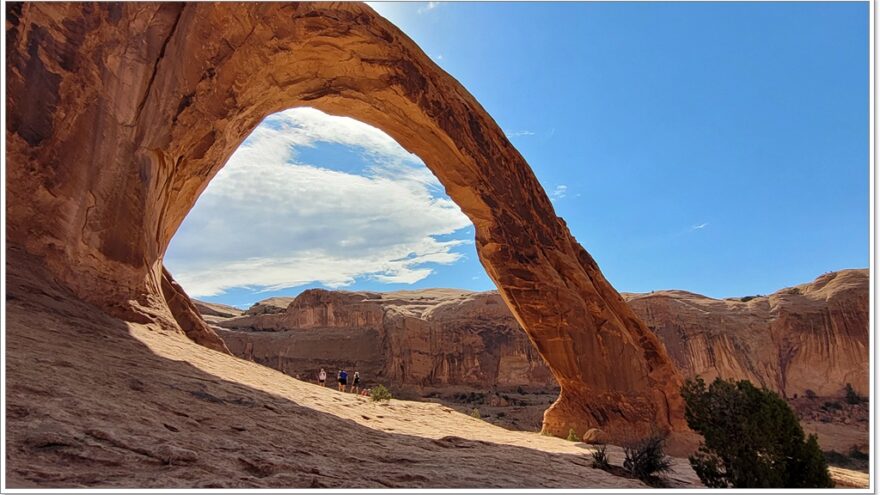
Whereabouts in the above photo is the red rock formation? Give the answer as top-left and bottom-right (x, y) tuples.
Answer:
(216, 270), (868, 401)
(625, 269), (869, 397)
(244, 297), (294, 316)
(160, 268), (230, 353)
(6, 2), (686, 440)
(216, 289), (555, 391)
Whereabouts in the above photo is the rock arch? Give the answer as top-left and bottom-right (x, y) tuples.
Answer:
(6, 2), (687, 440)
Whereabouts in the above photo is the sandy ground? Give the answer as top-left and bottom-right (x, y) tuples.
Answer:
(5, 256), (700, 488)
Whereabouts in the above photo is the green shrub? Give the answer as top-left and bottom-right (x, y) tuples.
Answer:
(369, 384), (393, 402)
(591, 444), (610, 469)
(822, 401), (842, 411)
(622, 434), (672, 484)
(823, 450), (849, 466)
(681, 377), (832, 488)
(849, 446), (869, 461)
(470, 408), (481, 419)
(566, 428), (579, 442)
(845, 383), (864, 405)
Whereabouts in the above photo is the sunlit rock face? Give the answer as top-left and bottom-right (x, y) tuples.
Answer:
(215, 289), (555, 392)
(214, 269), (867, 403)
(6, 2), (687, 440)
(625, 269), (869, 398)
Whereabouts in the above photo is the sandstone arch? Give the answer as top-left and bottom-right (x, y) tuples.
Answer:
(6, 2), (687, 440)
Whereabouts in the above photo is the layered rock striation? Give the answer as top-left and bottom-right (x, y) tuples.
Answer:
(214, 269), (868, 400)
(624, 269), (869, 397)
(215, 289), (554, 391)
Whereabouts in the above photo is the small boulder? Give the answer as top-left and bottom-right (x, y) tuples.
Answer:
(582, 428), (608, 444)
(154, 444), (198, 465)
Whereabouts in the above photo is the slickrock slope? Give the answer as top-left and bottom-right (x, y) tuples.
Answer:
(624, 269), (869, 397)
(193, 300), (242, 319)
(5, 249), (699, 489)
(7, 1), (685, 439)
(215, 289), (554, 391)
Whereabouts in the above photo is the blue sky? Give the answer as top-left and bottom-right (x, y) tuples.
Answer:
(165, 2), (869, 308)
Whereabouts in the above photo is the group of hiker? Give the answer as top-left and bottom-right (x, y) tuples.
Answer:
(317, 368), (367, 395)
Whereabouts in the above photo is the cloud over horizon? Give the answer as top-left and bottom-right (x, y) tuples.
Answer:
(165, 108), (472, 297)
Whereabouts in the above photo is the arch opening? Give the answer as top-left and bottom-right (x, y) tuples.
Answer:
(164, 106), (559, 423)
(6, 2), (688, 442)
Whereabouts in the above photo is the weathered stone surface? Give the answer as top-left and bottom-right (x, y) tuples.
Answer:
(193, 300), (242, 319)
(625, 269), (869, 397)
(582, 428), (608, 445)
(217, 270), (868, 402)
(160, 267), (230, 354)
(217, 289), (555, 391)
(244, 297), (294, 316)
(7, 2), (686, 439)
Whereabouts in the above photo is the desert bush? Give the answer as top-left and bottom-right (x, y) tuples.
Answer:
(496, 412), (506, 418)
(470, 408), (481, 419)
(369, 384), (392, 402)
(848, 446), (869, 461)
(844, 383), (864, 405)
(591, 444), (610, 469)
(566, 428), (579, 442)
(681, 377), (832, 488)
(622, 434), (672, 484)
(823, 450), (849, 466)
(804, 389), (817, 399)
(822, 401), (842, 411)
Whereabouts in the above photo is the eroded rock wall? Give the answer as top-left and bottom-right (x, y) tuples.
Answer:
(215, 270), (868, 399)
(626, 269), (869, 397)
(216, 289), (555, 391)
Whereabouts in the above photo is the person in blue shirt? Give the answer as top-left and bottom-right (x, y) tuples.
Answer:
(337, 369), (348, 392)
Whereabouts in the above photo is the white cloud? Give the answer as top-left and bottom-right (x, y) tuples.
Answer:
(506, 130), (536, 138)
(418, 1), (439, 14)
(165, 108), (472, 297)
(691, 222), (709, 231)
(550, 185), (568, 202)
(435, 54), (444, 60)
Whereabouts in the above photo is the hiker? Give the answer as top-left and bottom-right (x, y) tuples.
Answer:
(338, 369), (348, 392)
(350, 371), (361, 393)
(318, 368), (327, 387)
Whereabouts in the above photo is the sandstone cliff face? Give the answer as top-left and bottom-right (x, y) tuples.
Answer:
(216, 289), (554, 391)
(244, 297), (294, 316)
(216, 270), (868, 401)
(624, 269), (869, 397)
(7, 2), (686, 440)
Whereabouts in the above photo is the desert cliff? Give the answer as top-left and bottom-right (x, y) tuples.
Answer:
(211, 269), (868, 400)
(216, 289), (553, 392)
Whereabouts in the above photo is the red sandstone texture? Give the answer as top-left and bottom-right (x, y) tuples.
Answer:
(212, 269), (868, 399)
(6, 2), (685, 440)
(215, 289), (554, 392)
